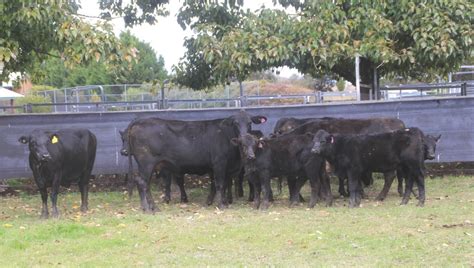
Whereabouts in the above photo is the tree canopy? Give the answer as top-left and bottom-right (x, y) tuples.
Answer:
(2, 0), (472, 91)
(31, 32), (168, 88)
(0, 0), (170, 81)
(174, 0), (473, 89)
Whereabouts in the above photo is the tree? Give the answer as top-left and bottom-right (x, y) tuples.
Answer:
(31, 32), (168, 88)
(174, 0), (473, 90)
(0, 1), (143, 80)
(115, 31), (168, 84)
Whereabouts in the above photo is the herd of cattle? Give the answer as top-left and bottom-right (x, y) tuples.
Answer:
(18, 111), (441, 218)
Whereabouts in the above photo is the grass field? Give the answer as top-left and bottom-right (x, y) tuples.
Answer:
(1, 176), (473, 267)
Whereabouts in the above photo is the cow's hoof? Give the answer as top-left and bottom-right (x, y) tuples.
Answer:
(217, 203), (228, 210)
(348, 202), (359, 208)
(260, 202), (270, 210)
(289, 201), (299, 208)
(400, 199), (409, 206)
(80, 206), (88, 213)
(181, 197), (189, 203)
(375, 196), (385, 201)
(416, 202), (424, 207)
(51, 213), (60, 219)
(40, 213), (49, 219)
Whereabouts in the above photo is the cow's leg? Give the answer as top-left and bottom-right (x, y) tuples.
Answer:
(338, 175), (349, 197)
(236, 169), (244, 198)
(347, 172), (360, 208)
(375, 170), (397, 201)
(213, 167), (227, 209)
(308, 173), (322, 209)
(397, 168), (405, 196)
(415, 169), (426, 207)
(400, 169), (415, 205)
(320, 168), (333, 207)
(206, 179), (216, 206)
(287, 176), (299, 206)
(248, 179), (255, 202)
(175, 174), (188, 203)
(78, 178), (89, 213)
(162, 171), (172, 204)
(50, 173), (61, 218)
(226, 176), (233, 205)
(39, 187), (49, 219)
(260, 171), (272, 210)
(277, 176), (283, 195)
(253, 181), (261, 209)
(292, 177), (307, 203)
(135, 161), (156, 212)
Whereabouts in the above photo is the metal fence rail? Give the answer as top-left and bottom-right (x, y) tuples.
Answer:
(1, 96), (473, 179)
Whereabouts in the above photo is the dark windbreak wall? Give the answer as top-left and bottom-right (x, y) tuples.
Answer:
(1, 96), (473, 179)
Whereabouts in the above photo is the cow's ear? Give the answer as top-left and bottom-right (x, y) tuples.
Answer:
(435, 134), (441, 142)
(18, 136), (29, 144)
(50, 134), (59, 144)
(230, 138), (240, 146)
(258, 138), (265, 148)
(327, 135), (335, 144)
(251, 116), (267, 124)
(119, 130), (124, 136)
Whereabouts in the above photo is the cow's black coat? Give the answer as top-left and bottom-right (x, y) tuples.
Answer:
(19, 129), (97, 218)
(312, 128), (426, 207)
(233, 132), (332, 209)
(123, 111), (267, 211)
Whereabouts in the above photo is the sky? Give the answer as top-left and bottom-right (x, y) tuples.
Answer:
(80, 0), (299, 77)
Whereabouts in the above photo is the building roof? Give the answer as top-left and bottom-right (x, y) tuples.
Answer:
(0, 87), (24, 100)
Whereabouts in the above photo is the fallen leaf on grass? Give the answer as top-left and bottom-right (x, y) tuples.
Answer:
(3, 223), (13, 228)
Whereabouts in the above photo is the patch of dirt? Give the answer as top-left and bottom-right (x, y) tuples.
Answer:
(0, 173), (213, 197)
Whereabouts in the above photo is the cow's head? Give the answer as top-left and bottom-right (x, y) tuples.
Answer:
(222, 110), (267, 137)
(19, 130), (58, 162)
(311, 130), (335, 156)
(231, 133), (265, 161)
(274, 119), (298, 136)
(423, 134), (441, 160)
(119, 129), (129, 156)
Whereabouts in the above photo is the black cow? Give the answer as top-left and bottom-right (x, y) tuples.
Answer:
(311, 128), (426, 208)
(119, 130), (188, 204)
(232, 132), (332, 209)
(273, 117), (323, 135)
(386, 134), (441, 199)
(19, 129), (97, 218)
(277, 117), (406, 198)
(122, 111), (267, 212)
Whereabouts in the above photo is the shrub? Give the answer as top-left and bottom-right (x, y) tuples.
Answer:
(15, 94), (52, 113)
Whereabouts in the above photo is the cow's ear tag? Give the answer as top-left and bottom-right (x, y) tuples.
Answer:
(260, 117), (267, 123)
(258, 142), (264, 148)
(51, 136), (59, 144)
(330, 136), (334, 144)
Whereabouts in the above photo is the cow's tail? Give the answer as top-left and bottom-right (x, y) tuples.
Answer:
(126, 125), (135, 198)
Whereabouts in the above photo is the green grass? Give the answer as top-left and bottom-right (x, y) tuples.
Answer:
(0, 176), (473, 267)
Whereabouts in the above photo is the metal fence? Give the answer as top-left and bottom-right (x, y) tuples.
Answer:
(1, 96), (473, 179)
(380, 81), (473, 100)
(1, 81), (472, 115)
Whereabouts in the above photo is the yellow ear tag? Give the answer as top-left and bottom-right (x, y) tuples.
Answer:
(51, 136), (58, 144)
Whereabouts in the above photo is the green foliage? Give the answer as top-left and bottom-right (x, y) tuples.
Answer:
(0, 1), (137, 80)
(176, 0), (473, 89)
(31, 32), (168, 88)
(336, 78), (346, 92)
(15, 94), (52, 113)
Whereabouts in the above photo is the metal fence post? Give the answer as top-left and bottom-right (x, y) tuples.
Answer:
(461, 82), (467, 96)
